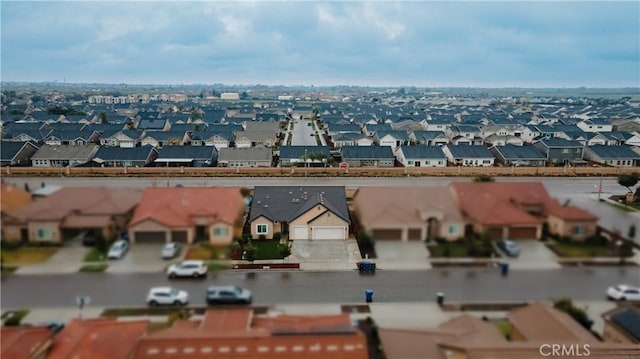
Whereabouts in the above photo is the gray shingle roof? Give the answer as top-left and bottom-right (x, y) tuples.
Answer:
(446, 145), (494, 158)
(587, 145), (640, 159)
(279, 146), (331, 159)
(218, 147), (272, 162)
(399, 146), (445, 159)
(156, 146), (217, 160)
(341, 146), (394, 159)
(491, 144), (546, 160)
(93, 146), (156, 161)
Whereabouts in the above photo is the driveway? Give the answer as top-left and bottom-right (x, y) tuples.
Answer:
(15, 245), (89, 275)
(291, 239), (361, 271)
(496, 240), (561, 270)
(374, 241), (431, 270)
(290, 119), (317, 146)
(106, 244), (174, 274)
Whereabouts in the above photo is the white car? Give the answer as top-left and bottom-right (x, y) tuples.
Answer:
(166, 260), (208, 279)
(107, 240), (129, 260)
(146, 287), (189, 306)
(607, 284), (640, 301)
(161, 242), (181, 260)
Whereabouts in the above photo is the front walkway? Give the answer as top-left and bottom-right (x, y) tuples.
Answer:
(15, 245), (89, 275)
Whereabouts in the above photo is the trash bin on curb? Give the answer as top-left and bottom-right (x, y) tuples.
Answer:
(436, 292), (444, 306)
(500, 262), (509, 276)
(365, 289), (374, 303)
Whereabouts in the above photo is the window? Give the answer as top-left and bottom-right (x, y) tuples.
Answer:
(408, 160), (414, 165)
(483, 159), (491, 164)
(37, 229), (51, 240)
(213, 227), (229, 236)
(573, 226), (585, 235)
(561, 149), (570, 154)
(448, 225), (457, 235)
(257, 224), (268, 234)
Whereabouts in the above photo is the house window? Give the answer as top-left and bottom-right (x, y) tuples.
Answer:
(448, 225), (457, 235)
(483, 159), (491, 164)
(561, 149), (570, 154)
(257, 224), (268, 234)
(573, 226), (585, 236)
(37, 229), (51, 240)
(213, 227), (229, 237)
(408, 160), (414, 165)
(438, 160), (443, 165)
(248, 161), (256, 167)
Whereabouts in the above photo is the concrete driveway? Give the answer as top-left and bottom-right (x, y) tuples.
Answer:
(373, 241), (432, 270)
(497, 240), (561, 270)
(106, 244), (176, 274)
(15, 245), (90, 275)
(290, 119), (317, 146)
(292, 239), (361, 271)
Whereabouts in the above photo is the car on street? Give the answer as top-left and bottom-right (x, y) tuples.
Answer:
(146, 287), (189, 306)
(161, 242), (181, 260)
(166, 260), (208, 279)
(606, 284), (640, 301)
(496, 239), (520, 257)
(206, 285), (252, 305)
(107, 239), (129, 260)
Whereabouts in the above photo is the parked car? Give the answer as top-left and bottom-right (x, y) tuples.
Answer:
(81, 232), (95, 247)
(206, 285), (252, 305)
(166, 260), (208, 279)
(146, 287), (189, 306)
(607, 284), (640, 301)
(496, 239), (520, 257)
(161, 242), (181, 260)
(107, 240), (129, 260)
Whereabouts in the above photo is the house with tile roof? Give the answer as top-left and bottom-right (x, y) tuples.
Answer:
(341, 146), (395, 167)
(130, 308), (367, 359)
(217, 147), (272, 167)
(0, 140), (39, 166)
(44, 129), (100, 146)
(442, 144), (495, 167)
(2, 187), (142, 243)
(489, 144), (547, 167)
(0, 182), (32, 215)
(583, 145), (640, 167)
(396, 146), (446, 167)
(0, 326), (54, 359)
(602, 305), (640, 344)
(249, 186), (350, 240)
(201, 130), (234, 149)
(128, 187), (245, 244)
(353, 186), (465, 241)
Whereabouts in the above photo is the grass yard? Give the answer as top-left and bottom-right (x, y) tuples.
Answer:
(79, 263), (108, 272)
(207, 262), (233, 271)
(428, 241), (495, 258)
(547, 243), (614, 258)
(0, 247), (58, 264)
(253, 240), (284, 260)
(3, 309), (30, 326)
(84, 248), (108, 262)
(184, 244), (228, 260)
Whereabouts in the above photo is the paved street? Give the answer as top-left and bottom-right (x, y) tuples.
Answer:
(290, 119), (317, 145)
(2, 268), (638, 309)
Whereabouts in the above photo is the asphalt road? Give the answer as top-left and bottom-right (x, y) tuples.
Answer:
(290, 119), (317, 146)
(2, 268), (638, 309)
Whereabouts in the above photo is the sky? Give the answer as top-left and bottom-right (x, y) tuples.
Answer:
(1, 1), (639, 88)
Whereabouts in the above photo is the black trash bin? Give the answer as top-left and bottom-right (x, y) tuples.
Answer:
(365, 289), (374, 303)
(436, 292), (444, 306)
(370, 262), (376, 273)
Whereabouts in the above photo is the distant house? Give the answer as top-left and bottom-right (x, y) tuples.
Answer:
(533, 138), (584, 166)
(279, 146), (331, 166)
(341, 146), (395, 167)
(330, 132), (371, 148)
(31, 144), (98, 167)
(249, 186), (350, 240)
(396, 146), (446, 167)
(137, 118), (171, 131)
(411, 131), (449, 146)
(442, 144), (495, 167)
(44, 130), (100, 146)
(91, 146), (158, 167)
(0, 141), (39, 166)
(141, 130), (190, 147)
(583, 145), (640, 167)
(576, 118), (613, 132)
(217, 147), (272, 167)
(602, 305), (640, 344)
(375, 130), (410, 150)
(99, 130), (144, 148)
(202, 131), (234, 149)
(154, 146), (217, 167)
(489, 144), (547, 167)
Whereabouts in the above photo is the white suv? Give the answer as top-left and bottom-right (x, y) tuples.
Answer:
(146, 287), (189, 306)
(166, 260), (208, 279)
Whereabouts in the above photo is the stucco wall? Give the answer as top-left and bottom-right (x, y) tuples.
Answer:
(29, 221), (61, 243)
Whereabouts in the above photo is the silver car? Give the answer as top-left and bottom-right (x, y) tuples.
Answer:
(206, 285), (252, 305)
(107, 240), (129, 260)
(161, 242), (181, 260)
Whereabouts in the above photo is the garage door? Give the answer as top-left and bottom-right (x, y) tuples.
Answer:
(291, 226), (308, 240)
(509, 227), (538, 240)
(408, 229), (422, 241)
(312, 227), (345, 240)
(487, 227), (504, 240)
(372, 229), (402, 240)
(171, 231), (188, 243)
(134, 231), (166, 243)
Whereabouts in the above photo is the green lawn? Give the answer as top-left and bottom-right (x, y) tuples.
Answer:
(1, 247), (58, 264)
(547, 243), (613, 258)
(184, 244), (229, 260)
(79, 263), (109, 272)
(84, 248), (107, 262)
(253, 240), (285, 260)
(428, 241), (495, 258)
(3, 309), (30, 326)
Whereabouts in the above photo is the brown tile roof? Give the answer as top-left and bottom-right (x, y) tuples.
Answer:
(0, 326), (53, 359)
(0, 183), (32, 213)
(546, 202), (599, 221)
(129, 187), (244, 228)
(7, 187), (142, 222)
(507, 302), (598, 343)
(199, 308), (252, 333)
(61, 215), (113, 228)
(378, 328), (451, 359)
(437, 314), (506, 345)
(47, 318), (148, 359)
(354, 186), (464, 227)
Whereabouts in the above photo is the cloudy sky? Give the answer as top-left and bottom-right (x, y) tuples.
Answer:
(1, 1), (638, 87)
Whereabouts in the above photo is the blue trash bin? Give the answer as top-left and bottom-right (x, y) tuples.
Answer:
(500, 262), (509, 276)
(365, 289), (373, 303)
(362, 261), (371, 273)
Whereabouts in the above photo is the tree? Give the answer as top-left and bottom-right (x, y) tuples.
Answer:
(243, 243), (257, 263)
(553, 298), (593, 331)
(100, 111), (108, 124)
(278, 242), (292, 263)
(618, 173), (639, 192)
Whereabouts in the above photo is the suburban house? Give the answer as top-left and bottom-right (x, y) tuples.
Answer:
(155, 146), (217, 167)
(375, 130), (410, 150)
(353, 187), (465, 241)
(91, 146), (158, 167)
(489, 144), (547, 166)
(411, 131), (449, 146)
(533, 138), (584, 166)
(1, 326), (54, 359)
(442, 145), (495, 167)
(341, 146), (395, 167)
(249, 186), (350, 240)
(330, 133), (372, 148)
(278, 146), (331, 166)
(233, 131), (277, 148)
(201, 131), (234, 149)
(140, 130), (190, 147)
(396, 146), (446, 167)
(2, 187), (142, 243)
(129, 309), (367, 359)
(99, 130), (143, 148)
(450, 182), (598, 240)
(137, 118), (171, 131)
(577, 118), (614, 132)
(583, 145), (640, 167)
(217, 147), (272, 167)
(44, 130), (100, 146)
(128, 187), (245, 245)
(30, 144), (99, 167)
(602, 305), (640, 344)
(379, 302), (636, 359)
(0, 183), (32, 215)
(0, 141), (39, 166)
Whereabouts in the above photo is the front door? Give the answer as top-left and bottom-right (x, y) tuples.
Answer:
(20, 228), (29, 244)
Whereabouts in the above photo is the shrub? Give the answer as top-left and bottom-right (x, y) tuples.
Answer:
(0, 240), (23, 250)
(554, 298), (593, 330)
(443, 245), (451, 258)
(273, 232), (282, 241)
(585, 235), (608, 246)
(258, 234), (266, 241)
(243, 243), (258, 263)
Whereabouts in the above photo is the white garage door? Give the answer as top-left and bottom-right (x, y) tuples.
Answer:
(312, 227), (345, 240)
(291, 226), (308, 240)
